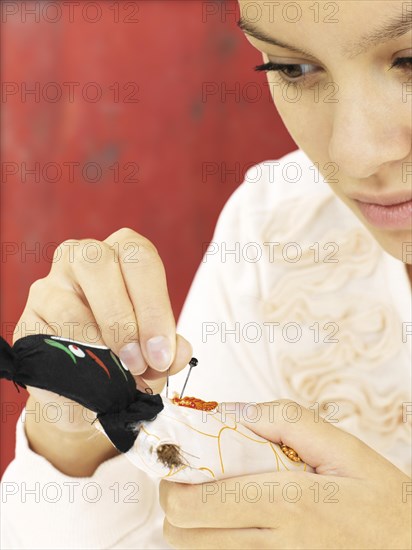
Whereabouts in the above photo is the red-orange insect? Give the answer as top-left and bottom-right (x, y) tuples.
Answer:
(172, 395), (218, 412)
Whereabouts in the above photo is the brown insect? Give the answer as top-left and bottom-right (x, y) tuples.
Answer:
(156, 443), (201, 470)
(156, 443), (187, 469)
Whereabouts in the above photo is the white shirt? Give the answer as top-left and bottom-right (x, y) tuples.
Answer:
(1, 149), (411, 549)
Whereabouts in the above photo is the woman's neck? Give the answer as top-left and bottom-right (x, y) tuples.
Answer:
(406, 263), (412, 290)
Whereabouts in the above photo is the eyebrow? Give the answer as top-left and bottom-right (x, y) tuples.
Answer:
(237, 11), (412, 60)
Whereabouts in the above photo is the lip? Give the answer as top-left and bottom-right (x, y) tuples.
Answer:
(352, 195), (412, 230)
(351, 193), (412, 207)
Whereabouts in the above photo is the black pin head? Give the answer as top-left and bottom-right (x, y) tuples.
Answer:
(179, 357), (199, 399)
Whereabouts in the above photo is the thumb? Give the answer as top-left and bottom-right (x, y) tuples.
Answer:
(223, 399), (372, 478)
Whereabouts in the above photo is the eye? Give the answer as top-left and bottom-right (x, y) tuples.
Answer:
(255, 61), (321, 84)
(68, 344), (85, 358)
(389, 57), (412, 72)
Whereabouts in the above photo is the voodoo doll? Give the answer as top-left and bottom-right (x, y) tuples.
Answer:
(0, 334), (313, 483)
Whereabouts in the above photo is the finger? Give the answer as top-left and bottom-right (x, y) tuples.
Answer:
(53, 239), (140, 355)
(234, 400), (380, 477)
(28, 281), (106, 346)
(117, 340), (147, 376)
(163, 519), (270, 550)
(139, 334), (193, 380)
(137, 334), (193, 394)
(122, 333), (192, 380)
(13, 309), (54, 344)
(168, 334), (193, 376)
(161, 476), (284, 529)
(104, 229), (177, 372)
(160, 471), (352, 530)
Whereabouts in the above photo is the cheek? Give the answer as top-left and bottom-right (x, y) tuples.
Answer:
(266, 74), (328, 153)
(266, 75), (341, 185)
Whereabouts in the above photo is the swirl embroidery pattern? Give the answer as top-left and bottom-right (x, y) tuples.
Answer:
(260, 194), (411, 466)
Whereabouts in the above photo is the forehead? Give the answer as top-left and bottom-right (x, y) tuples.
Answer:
(237, 0), (409, 61)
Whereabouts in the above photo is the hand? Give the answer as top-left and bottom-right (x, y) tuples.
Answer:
(14, 228), (192, 475)
(160, 400), (412, 549)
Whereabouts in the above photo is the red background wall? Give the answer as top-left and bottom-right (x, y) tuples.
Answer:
(0, 0), (296, 477)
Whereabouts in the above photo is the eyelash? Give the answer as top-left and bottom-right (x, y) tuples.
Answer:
(254, 57), (412, 86)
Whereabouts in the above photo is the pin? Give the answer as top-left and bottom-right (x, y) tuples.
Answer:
(165, 368), (170, 399)
(165, 357), (198, 399)
(179, 357), (198, 399)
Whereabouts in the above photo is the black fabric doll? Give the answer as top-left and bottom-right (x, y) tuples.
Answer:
(0, 334), (163, 452)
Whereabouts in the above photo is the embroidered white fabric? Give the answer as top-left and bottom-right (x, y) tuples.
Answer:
(100, 399), (314, 484)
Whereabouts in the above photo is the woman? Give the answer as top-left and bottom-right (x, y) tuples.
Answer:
(1, 1), (411, 548)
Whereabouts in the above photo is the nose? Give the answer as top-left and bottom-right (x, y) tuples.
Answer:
(327, 81), (411, 180)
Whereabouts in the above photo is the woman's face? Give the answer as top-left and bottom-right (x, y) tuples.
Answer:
(238, 0), (411, 263)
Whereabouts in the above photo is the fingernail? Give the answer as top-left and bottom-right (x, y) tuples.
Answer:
(118, 342), (147, 375)
(146, 336), (172, 371)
